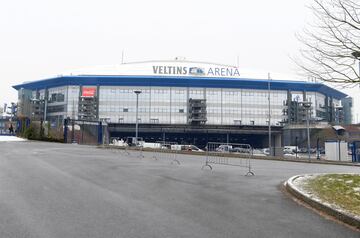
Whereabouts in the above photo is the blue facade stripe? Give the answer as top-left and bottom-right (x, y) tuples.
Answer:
(12, 75), (347, 99)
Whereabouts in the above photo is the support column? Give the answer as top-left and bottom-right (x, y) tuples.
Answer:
(274, 134), (283, 156)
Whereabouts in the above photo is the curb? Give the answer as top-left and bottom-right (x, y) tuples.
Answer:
(100, 145), (360, 167)
(252, 155), (360, 167)
(285, 174), (360, 230)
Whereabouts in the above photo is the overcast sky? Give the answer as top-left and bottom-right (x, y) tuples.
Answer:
(1, 0), (359, 121)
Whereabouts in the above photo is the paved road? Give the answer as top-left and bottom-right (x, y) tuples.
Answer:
(0, 141), (358, 238)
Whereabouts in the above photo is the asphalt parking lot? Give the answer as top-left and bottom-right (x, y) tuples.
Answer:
(0, 140), (359, 238)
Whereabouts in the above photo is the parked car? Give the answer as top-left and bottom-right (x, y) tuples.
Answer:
(216, 145), (233, 152)
(232, 147), (251, 153)
(187, 145), (204, 152)
(283, 148), (294, 154)
(171, 144), (204, 152)
(160, 144), (172, 150)
(283, 146), (299, 154)
(253, 149), (266, 156)
(216, 145), (251, 154)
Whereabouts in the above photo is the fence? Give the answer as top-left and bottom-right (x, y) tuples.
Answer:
(108, 142), (144, 159)
(143, 147), (180, 164)
(202, 142), (254, 176)
(148, 141), (181, 164)
(64, 119), (103, 145)
(124, 145), (145, 159)
(109, 140), (181, 164)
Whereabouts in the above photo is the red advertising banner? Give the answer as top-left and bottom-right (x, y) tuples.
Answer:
(82, 87), (96, 97)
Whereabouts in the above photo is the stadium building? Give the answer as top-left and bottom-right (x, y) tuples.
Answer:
(13, 60), (352, 148)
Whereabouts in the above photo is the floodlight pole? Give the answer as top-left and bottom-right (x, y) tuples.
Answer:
(134, 90), (142, 145)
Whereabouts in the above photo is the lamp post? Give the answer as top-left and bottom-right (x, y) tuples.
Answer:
(303, 100), (312, 162)
(134, 90), (142, 145)
(268, 73), (272, 156)
(316, 137), (320, 160)
(295, 136), (298, 159)
(352, 51), (360, 125)
(332, 125), (345, 161)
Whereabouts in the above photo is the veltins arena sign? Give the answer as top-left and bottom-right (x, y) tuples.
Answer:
(152, 65), (240, 77)
(68, 61), (241, 78)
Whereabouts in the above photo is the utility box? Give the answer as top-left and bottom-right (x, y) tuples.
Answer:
(325, 141), (349, 161)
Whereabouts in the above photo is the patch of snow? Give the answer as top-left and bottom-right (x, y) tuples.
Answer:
(0, 136), (27, 142)
(288, 174), (360, 221)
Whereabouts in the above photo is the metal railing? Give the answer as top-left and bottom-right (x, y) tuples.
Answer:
(110, 140), (181, 164)
(202, 142), (254, 176)
(123, 144), (144, 159)
(148, 141), (181, 164)
(108, 141), (144, 159)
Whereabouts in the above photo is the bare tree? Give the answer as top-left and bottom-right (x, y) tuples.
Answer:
(297, 0), (360, 86)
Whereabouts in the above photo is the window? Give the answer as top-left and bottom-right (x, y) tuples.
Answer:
(47, 105), (65, 113)
(234, 120), (241, 125)
(123, 108), (128, 112)
(150, 118), (159, 124)
(57, 93), (65, 102)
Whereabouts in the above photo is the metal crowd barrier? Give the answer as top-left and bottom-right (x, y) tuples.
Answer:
(109, 140), (181, 163)
(109, 144), (144, 159)
(125, 145), (144, 159)
(202, 142), (254, 176)
(168, 149), (181, 165)
(149, 142), (181, 165)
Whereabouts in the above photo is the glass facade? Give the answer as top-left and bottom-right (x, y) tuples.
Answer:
(66, 86), (80, 119)
(45, 86), (67, 126)
(98, 86), (288, 126)
(20, 84), (347, 126)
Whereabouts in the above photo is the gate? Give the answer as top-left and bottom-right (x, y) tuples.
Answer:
(64, 119), (103, 145)
(202, 142), (254, 176)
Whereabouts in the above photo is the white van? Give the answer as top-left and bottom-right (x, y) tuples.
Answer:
(283, 146), (299, 154)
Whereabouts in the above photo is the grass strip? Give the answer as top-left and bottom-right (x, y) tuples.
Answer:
(304, 174), (360, 216)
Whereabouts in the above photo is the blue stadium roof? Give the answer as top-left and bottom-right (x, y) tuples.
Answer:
(12, 75), (348, 100)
